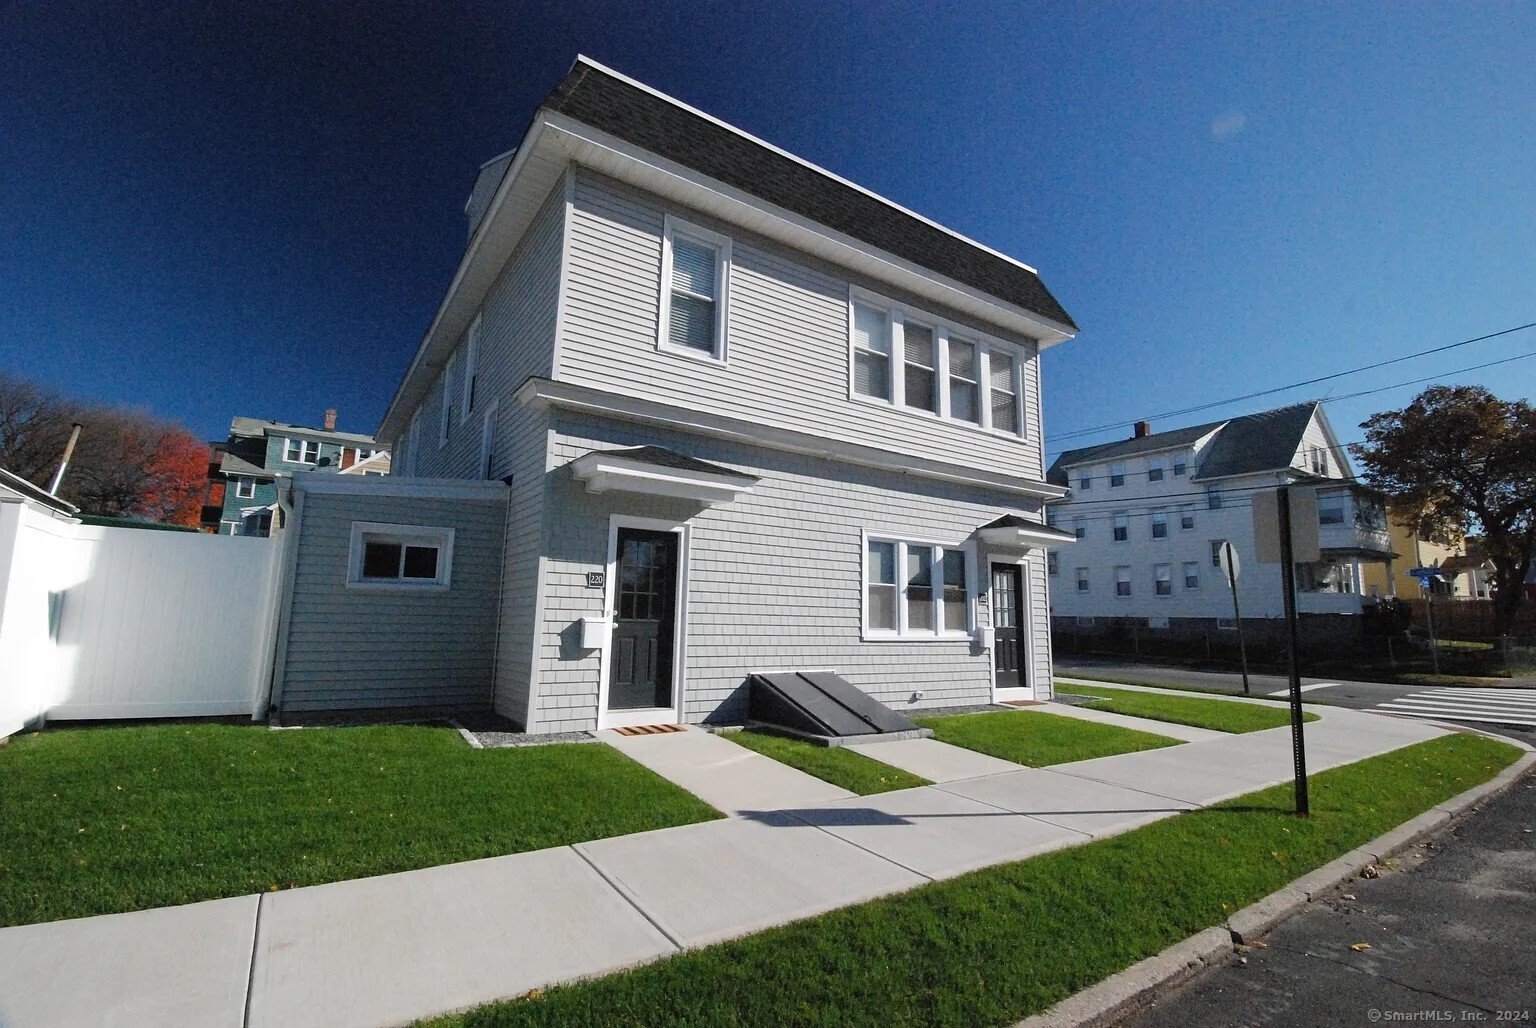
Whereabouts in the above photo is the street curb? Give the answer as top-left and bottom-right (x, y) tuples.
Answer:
(1011, 747), (1536, 1028)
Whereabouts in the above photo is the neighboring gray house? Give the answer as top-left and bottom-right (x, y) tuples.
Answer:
(1045, 402), (1396, 643)
(269, 57), (1078, 731)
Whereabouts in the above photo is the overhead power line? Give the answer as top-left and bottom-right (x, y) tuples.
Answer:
(1048, 319), (1536, 447)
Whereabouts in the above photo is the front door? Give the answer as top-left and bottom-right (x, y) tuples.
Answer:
(608, 528), (679, 711)
(991, 562), (1026, 691)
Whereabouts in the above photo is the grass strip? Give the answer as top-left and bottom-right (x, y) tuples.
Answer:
(725, 730), (930, 794)
(0, 724), (721, 926)
(429, 732), (1519, 1028)
(915, 709), (1178, 766)
(1064, 684), (1320, 734)
(1060, 672), (1296, 701)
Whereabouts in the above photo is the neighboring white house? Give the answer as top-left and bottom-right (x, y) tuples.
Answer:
(1044, 402), (1395, 642)
(266, 56), (1079, 732)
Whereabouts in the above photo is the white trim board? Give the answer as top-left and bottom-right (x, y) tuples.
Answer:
(291, 475), (509, 500)
(517, 377), (1067, 500)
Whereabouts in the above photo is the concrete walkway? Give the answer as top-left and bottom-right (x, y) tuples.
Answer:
(597, 725), (854, 813)
(0, 702), (1451, 1028)
(852, 736), (1024, 782)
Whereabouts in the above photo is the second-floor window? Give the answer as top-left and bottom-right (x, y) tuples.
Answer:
(1148, 457), (1164, 481)
(1151, 510), (1168, 539)
(849, 290), (1028, 437)
(1207, 486), (1223, 510)
(1113, 513), (1129, 542)
(284, 438), (319, 464)
(234, 476), (255, 499)
(658, 217), (730, 361)
(1179, 505), (1195, 531)
(460, 315), (481, 423)
(1110, 463), (1126, 487)
(1318, 500), (1347, 525)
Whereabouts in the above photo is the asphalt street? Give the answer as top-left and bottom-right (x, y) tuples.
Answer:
(1119, 758), (1536, 1028)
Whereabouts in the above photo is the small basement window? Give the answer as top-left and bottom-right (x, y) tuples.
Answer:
(348, 522), (454, 589)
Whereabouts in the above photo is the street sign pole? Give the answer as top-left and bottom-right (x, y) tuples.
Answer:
(1275, 485), (1310, 817)
(1424, 588), (1440, 676)
(1220, 542), (1251, 695)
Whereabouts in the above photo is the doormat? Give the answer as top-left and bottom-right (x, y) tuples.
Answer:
(613, 724), (687, 737)
(1001, 700), (1048, 707)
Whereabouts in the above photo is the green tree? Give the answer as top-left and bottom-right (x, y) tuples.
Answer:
(1352, 385), (1536, 636)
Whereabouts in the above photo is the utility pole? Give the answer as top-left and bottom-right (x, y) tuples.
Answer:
(1275, 485), (1310, 817)
(49, 423), (83, 495)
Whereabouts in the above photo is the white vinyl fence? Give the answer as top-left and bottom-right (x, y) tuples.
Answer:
(0, 501), (282, 730)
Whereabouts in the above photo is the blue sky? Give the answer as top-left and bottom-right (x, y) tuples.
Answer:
(2, 2), (1532, 458)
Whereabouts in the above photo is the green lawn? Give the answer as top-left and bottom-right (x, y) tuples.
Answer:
(914, 709), (1178, 766)
(0, 724), (721, 926)
(429, 732), (1519, 1028)
(1063, 672), (1296, 701)
(1064, 684), (1321, 734)
(726, 730), (931, 794)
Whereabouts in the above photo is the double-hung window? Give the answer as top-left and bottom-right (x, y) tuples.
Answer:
(1148, 457), (1164, 482)
(1078, 471), (1092, 491)
(1211, 539), (1226, 568)
(1109, 463), (1126, 487)
(659, 217), (730, 361)
(1207, 486), (1223, 510)
(902, 321), (938, 413)
(1048, 552), (1059, 576)
(1115, 566), (1132, 597)
(439, 352), (455, 448)
(348, 522), (454, 590)
(1173, 453), (1188, 476)
(460, 315), (480, 423)
(1183, 561), (1201, 589)
(1112, 513), (1129, 542)
(1075, 567), (1089, 592)
(1073, 517), (1086, 540)
(1151, 510), (1168, 539)
(234, 476), (255, 499)
(1318, 500), (1346, 526)
(479, 402), (499, 479)
(849, 290), (1027, 436)
(1179, 505), (1195, 531)
(1154, 563), (1172, 596)
(284, 438), (319, 464)
(865, 537), (972, 638)
(852, 303), (893, 401)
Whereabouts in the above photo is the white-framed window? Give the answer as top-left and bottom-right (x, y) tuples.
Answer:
(848, 288), (1027, 436)
(1115, 565), (1131, 597)
(1318, 499), (1346, 526)
(1147, 457), (1164, 482)
(220, 520), (238, 535)
(479, 401), (498, 480)
(439, 353), (455, 448)
(1211, 539), (1226, 568)
(234, 476), (255, 499)
(1073, 516), (1086, 540)
(1179, 505), (1195, 531)
(1109, 463), (1126, 487)
(1151, 510), (1168, 539)
(947, 337), (980, 424)
(1309, 445), (1327, 475)
(1078, 470), (1092, 491)
(1076, 567), (1089, 592)
(658, 216), (730, 361)
(460, 314), (481, 423)
(1173, 453), (1189, 476)
(347, 522), (454, 590)
(1207, 486), (1223, 510)
(1048, 551), (1059, 576)
(1183, 561), (1200, 589)
(1154, 563), (1172, 596)
(863, 535), (973, 639)
(284, 438), (319, 464)
(1112, 513), (1129, 542)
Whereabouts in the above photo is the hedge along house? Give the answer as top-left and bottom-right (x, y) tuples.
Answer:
(276, 57), (1079, 731)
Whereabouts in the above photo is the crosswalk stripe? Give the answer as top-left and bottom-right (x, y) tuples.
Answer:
(1381, 701), (1536, 717)
(1400, 688), (1536, 701)
(1377, 709), (1536, 726)
(1373, 687), (1536, 726)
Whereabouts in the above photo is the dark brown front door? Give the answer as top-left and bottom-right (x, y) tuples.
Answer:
(991, 562), (1025, 689)
(609, 528), (679, 710)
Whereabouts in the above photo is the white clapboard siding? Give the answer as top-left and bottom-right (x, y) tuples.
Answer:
(557, 170), (1048, 482)
(530, 410), (1055, 734)
(47, 526), (281, 720)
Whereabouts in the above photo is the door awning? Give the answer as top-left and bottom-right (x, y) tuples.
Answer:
(569, 446), (758, 505)
(977, 514), (1077, 550)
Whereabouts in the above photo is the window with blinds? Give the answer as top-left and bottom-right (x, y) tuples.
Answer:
(852, 303), (892, 400)
(865, 536), (972, 637)
(903, 322), (937, 412)
(659, 217), (729, 360)
(848, 291), (1027, 436)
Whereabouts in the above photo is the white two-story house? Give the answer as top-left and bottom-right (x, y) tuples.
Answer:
(265, 57), (1078, 732)
(1045, 402), (1395, 645)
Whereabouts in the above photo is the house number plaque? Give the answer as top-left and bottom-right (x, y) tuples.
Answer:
(585, 571), (606, 589)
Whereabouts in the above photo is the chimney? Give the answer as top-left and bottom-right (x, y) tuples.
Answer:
(323, 408), (337, 431)
(1133, 420), (1151, 439)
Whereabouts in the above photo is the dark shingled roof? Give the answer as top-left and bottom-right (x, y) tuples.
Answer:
(1192, 403), (1319, 481)
(1047, 403), (1322, 486)
(599, 446), (757, 481)
(543, 61), (1078, 332)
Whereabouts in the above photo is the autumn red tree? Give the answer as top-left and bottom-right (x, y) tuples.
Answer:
(0, 371), (210, 525)
(1352, 385), (1536, 636)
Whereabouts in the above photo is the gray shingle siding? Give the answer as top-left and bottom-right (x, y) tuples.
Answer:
(557, 169), (1046, 482)
(528, 411), (1053, 732)
(278, 491), (507, 712)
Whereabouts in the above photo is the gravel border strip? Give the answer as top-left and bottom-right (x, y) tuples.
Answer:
(1011, 729), (1536, 1028)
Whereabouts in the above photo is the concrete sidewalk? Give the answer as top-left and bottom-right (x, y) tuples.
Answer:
(0, 701), (1451, 1028)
